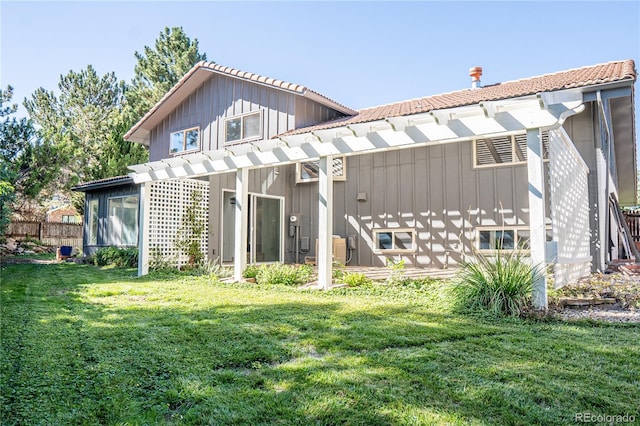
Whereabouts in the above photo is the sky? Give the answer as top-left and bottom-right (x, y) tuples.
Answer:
(1, 1), (639, 124)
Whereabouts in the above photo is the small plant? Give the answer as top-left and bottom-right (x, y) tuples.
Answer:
(256, 263), (313, 286)
(243, 264), (260, 279)
(174, 189), (207, 267)
(94, 246), (138, 268)
(385, 258), (410, 286)
(194, 258), (232, 279)
(341, 272), (372, 287)
(451, 249), (541, 317)
(149, 247), (176, 272)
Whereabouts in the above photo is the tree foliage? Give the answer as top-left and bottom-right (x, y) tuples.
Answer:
(126, 26), (207, 122)
(24, 65), (126, 187)
(0, 86), (60, 232)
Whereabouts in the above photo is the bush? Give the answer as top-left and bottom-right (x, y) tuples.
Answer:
(256, 263), (313, 286)
(340, 272), (372, 287)
(94, 247), (138, 268)
(243, 264), (260, 279)
(451, 250), (541, 317)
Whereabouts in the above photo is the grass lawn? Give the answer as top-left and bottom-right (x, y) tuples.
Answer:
(1, 261), (639, 425)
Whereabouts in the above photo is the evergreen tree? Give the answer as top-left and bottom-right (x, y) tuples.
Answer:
(0, 86), (60, 233)
(24, 65), (126, 187)
(126, 26), (208, 122)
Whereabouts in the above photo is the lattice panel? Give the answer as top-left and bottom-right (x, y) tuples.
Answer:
(548, 128), (591, 287)
(148, 179), (209, 267)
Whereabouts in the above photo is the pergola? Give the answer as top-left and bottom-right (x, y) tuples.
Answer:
(129, 91), (585, 309)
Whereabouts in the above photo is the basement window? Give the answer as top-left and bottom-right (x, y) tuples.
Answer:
(296, 157), (347, 183)
(473, 131), (549, 168)
(170, 127), (199, 154)
(476, 226), (551, 252)
(373, 227), (416, 253)
(225, 111), (262, 144)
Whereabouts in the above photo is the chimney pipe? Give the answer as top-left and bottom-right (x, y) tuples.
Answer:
(469, 66), (482, 89)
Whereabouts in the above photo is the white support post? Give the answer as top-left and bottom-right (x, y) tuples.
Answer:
(318, 155), (334, 290)
(234, 168), (249, 281)
(138, 181), (150, 276)
(527, 128), (548, 309)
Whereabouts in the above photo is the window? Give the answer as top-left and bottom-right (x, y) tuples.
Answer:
(296, 157), (347, 183)
(473, 131), (549, 168)
(107, 196), (139, 246)
(87, 199), (99, 245)
(62, 215), (79, 224)
(373, 228), (416, 253)
(225, 111), (262, 144)
(170, 127), (199, 154)
(476, 227), (549, 252)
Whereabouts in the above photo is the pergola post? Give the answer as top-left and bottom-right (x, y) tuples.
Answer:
(234, 168), (249, 281)
(137, 181), (150, 276)
(527, 128), (548, 309)
(317, 155), (334, 290)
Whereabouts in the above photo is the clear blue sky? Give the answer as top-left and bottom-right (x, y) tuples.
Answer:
(1, 1), (639, 122)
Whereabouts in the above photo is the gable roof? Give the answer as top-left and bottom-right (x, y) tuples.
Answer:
(282, 59), (636, 136)
(125, 61), (357, 144)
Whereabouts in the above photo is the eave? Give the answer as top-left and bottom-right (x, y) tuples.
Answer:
(128, 91), (585, 183)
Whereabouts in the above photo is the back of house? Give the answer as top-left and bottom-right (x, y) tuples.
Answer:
(77, 59), (637, 293)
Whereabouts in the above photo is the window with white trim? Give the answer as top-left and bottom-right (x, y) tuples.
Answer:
(107, 195), (139, 246)
(296, 157), (347, 183)
(473, 131), (549, 168)
(225, 111), (262, 144)
(476, 226), (552, 252)
(87, 199), (98, 245)
(62, 215), (79, 224)
(373, 227), (416, 253)
(170, 127), (199, 154)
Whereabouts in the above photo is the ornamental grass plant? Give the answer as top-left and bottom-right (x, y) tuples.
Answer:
(452, 248), (542, 317)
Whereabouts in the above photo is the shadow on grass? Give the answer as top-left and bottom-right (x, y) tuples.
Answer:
(2, 262), (639, 425)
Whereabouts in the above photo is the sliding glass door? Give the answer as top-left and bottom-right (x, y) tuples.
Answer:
(221, 191), (283, 264)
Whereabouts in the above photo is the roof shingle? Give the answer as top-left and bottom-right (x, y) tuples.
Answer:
(281, 59), (636, 136)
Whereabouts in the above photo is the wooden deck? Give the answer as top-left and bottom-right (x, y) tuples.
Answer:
(339, 266), (457, 281)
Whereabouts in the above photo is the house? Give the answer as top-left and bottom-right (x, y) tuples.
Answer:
(46, 205), (81, 224)
(80, 59), (637, 309)
(72, 176), (139, 256)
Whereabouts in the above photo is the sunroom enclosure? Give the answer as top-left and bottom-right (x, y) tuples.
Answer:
(131, 93), (588, 309)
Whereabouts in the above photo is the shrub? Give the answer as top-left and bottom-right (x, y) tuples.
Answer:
(256, 263), (313, 286)
(451, 250), (541, 317)
(341, 272), (371, 287)
(94, 247), (138, 268)
(243, 264), (260, 279)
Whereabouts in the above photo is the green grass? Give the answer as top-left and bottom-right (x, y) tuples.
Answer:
(1, 262), (639, 425)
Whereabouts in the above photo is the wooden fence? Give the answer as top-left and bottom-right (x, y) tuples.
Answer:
(624, 211), (640, 242)
(5, 221), (83, 248)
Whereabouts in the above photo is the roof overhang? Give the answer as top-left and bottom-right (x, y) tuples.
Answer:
(71, 176), (135, 192)
(128, 92), (585, 184)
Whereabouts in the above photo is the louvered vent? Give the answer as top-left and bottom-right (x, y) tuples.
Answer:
(475, 131), (549, 167)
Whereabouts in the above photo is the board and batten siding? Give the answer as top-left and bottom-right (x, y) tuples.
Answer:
(147, 74), (345, 161)
(289, 142), (535, 269)
(206, 140), (542, 269)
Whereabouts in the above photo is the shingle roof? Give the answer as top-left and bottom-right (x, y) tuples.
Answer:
(281, 59), (636, 136)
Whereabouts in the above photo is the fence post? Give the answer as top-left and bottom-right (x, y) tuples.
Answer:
(38, 222), (43, 241)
